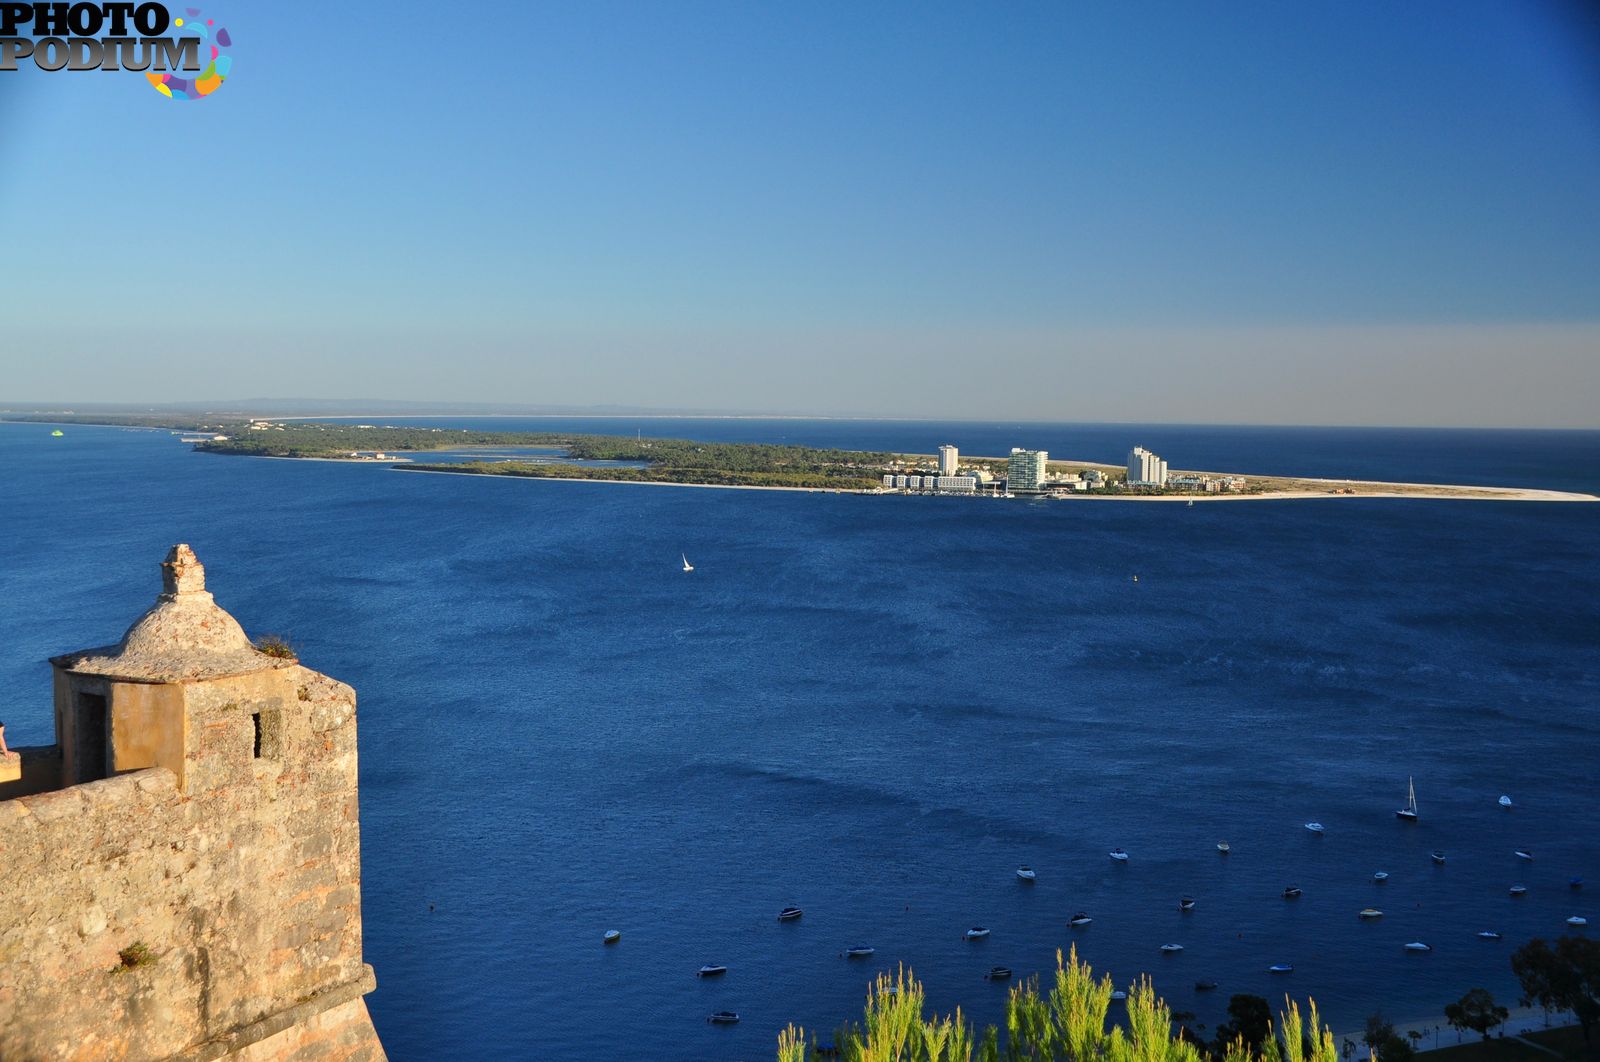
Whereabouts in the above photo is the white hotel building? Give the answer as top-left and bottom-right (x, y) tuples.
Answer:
(1127, 446), (1169, 486)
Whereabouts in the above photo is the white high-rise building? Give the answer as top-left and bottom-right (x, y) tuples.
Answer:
(1127, 446), (1169, 486)
(937, 445), (959, 477)
(1007, 448), (1049, 492)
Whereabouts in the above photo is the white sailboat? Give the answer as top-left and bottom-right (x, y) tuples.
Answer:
(681, 553), (694, 572)
(1396, 777), (1418, 822)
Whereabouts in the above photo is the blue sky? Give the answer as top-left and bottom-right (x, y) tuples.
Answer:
(2, 1), (1597, 424)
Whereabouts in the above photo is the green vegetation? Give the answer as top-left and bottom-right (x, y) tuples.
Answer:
(1512, 937), (1600, 1045)
(773, 947), (1342, 1062)
(399, 460), (882, 490)
(254, 636), (296, 660)
(114, 942), (156, 971)
(1447, 991), (1511, 1042)
(1425, 1026), (1597, 1062)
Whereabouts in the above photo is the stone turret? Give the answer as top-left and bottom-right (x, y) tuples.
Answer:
(1, 547), (385, 1061)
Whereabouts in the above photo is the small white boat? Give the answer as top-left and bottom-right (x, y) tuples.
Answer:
(1269, 964), (1294, 974)
(1110, 990), (1128, 1001)
(1499, 795), (1514, 808)
(1431, 851), (1447, 865)
(1396, 777), (1419, 822)
(1515, 849), (1534, 861)
(707, 1011), (740, 1025)
(1404, 942), (1432, 952)
(1109, 848), (1129, 861)
(965, 927), (991, 940)
(1283, 886), (1303, 899)
(681, 553), (694, 572)
(1373, 871), (1390, 882)
(1069, 913), (1093, 927)
(844, 945), (875, 958)
(1510, 885), (1528, 897)
(1217, 841), (1231, 854)
(985, 966), (1012, 980)
(698, 964), (728, 977)
(1016, 866), (1036, 881)
(1160, 943), (1184, 953)
(603, 929), (621, 944)
(1304, 822), (1325, 835)
(1187, 499), (1194, 507)
(1478, 931), (1503, 940)
(1359, 908), (1384, 920)
(777, 906), (803, 922)
(1569, 916), (1589, 927)
(1179, 896), (1197, 912)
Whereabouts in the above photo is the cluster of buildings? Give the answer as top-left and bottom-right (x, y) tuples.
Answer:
(880, 443), (1247, 497)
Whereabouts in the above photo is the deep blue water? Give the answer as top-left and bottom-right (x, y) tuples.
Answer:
(2, 420), (1597, 1060)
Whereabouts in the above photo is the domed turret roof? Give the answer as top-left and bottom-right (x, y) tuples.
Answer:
(52, 545), (291, 682)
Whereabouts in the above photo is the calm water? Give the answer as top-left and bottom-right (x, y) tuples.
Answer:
(2, 419), (1597, 1060)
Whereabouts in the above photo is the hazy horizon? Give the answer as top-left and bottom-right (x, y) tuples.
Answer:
(4, 2), (1598, 428)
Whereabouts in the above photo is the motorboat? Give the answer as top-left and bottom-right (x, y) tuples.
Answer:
(778, 906), (803, 922)
(1569, 916), (1589, 927)
(1359, 909), (1384, 919)
(1478, 931), (1503, 940)
(698, 964), (728, 977)
(1515, 849), (1534, 861)
(603, 929), (621, 944)
(1179, 896), (1197, 912)
(985, 966), (1013, 980)
(1269, 964), (1294, 974)
(707, 1011), (740, 1025)
(1373, 871), (1390, 882)
(1069, 913), (1093, 927)
(1160, 943), (1184, 954)
(844, 945), (875, 958)
(1431, 851), (1447, 865)
(1304, 822), (1325, 834)
(1217, 841), (1231, 854)
(1195, 980), (1218, 991)
(1396, 777), (1419, 822)
(1498, 795), (1513, 808)
(1404, 942), (1432, 952)
(1510, 885), (1528, 897)
(965, 927), (991, 940)
(1016, 866), (1036, 882)
(1110, 990), (1128, 1001)
(1282, 886), (1303, 899)
(1109, 848), (1130, 861)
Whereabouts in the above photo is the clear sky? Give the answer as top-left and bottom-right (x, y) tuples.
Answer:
(2, 1), (1597, 425)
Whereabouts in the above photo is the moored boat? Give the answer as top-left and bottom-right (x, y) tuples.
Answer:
(1217, 841), (1231, 854)
(1569, 916), (1589, 927)
(1373, 871), (1390, 882)
(844, 945), (875, 958)
(603, 929), (621, 944)
(1510, 885), (1528, 897)
(1069, 913), (1093, 927)
(1110, 990), (1128, 1001)
(707, 1011), (740, 1025)
(698, 964), (728, 977)
(1359, 908), (1383, 919)
(1515, 849), (1534, 861)
(1478, 931), (1503, 940)
(1179, 896), (1196, 912)
(1109, 848), (1129, 862)
(1016, 866), (1036, 881)
(1195, 980), (1218, 991)
(1160, 943), (1184, 953)
(985, 966), (1012, 980)
(1498, 795), (1513, 808)
(1304, 822), (1325, 835)
(1269, 964), (1294, 974)
(778, 906), (803, 921)
(965, 927), (991, 940)
(1431, 851), (1447, 865)
(1404, 942), (1432, 952)
(1396, 777), (1418, 822)
(1283, 886), (1303, 899)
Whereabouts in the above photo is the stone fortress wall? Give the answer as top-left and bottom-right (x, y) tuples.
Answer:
(0, 546), (385, 1062)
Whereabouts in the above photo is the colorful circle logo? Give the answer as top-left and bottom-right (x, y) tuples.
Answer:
(146, 8), (231, 101)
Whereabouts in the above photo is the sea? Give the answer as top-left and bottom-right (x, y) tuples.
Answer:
(2, 418), (1597, 1060)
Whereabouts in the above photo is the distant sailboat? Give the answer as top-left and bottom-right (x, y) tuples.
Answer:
(1396, 777), (1418, 822)
(681, 553), (694, 573)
